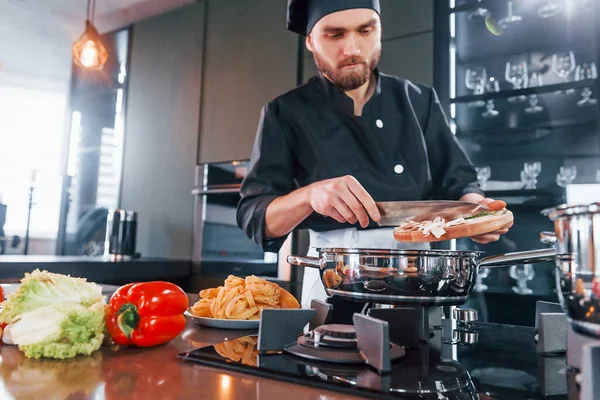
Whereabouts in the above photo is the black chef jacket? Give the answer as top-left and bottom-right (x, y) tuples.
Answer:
(237, 69), (483, 253)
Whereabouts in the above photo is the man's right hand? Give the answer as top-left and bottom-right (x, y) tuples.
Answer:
(307, 175), (381, 228)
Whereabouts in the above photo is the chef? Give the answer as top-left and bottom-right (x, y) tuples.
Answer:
(237, 0), (512, 308)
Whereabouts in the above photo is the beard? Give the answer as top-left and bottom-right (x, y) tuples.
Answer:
(313, 47), (381, 91)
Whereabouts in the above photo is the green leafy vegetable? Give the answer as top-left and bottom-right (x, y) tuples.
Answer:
(0, 269), (106, 359)
(0, 269), (103, 324)
(465, 211), (495, 220)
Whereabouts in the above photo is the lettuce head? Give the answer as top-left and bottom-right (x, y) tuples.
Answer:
(0, 269), (106, 359)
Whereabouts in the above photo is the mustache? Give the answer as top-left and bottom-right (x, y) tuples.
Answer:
(338, 56), (367, 67)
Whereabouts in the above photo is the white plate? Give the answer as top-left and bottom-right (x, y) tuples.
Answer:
(184, 310), (259, 330)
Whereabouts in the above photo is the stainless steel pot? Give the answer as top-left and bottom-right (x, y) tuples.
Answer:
(540, 202), (600, 338)
(287, 247), (555, 306)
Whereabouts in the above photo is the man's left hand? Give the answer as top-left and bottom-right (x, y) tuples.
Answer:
(459, 194), (513, 244)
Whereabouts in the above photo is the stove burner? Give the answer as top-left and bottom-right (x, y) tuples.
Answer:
(287, 323), (406, 365)
(312, 324), (357, 349)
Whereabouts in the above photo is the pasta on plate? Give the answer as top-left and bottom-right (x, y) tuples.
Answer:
(190, 275), (300, 320)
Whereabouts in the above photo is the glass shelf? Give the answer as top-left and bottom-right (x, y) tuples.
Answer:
(437, 0), (599, 327)
(450, 0), (595, 15)
(452, 79), (597, 103)
(451, 1), (597, 65)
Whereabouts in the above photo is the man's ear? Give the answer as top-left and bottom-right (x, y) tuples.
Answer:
(305, 34), (314, 53)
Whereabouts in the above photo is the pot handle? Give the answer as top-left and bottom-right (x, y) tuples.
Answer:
(287, 255), (321, 269)
(478, 248), (556, 268)
(540, 231), (557, 245)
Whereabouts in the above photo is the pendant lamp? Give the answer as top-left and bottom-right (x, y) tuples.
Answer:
(72, 0), (108, 70)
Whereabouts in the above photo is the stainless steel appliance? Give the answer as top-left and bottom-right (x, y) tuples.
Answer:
(104, 209), (137, 261)
(191, 161), (295, 281)
(287, 247), (555, 305)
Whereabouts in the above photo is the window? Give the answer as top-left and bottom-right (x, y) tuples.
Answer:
(0, 85), (67, 238)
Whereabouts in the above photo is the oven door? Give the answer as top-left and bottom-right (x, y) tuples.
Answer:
(191, 163), (292, 280)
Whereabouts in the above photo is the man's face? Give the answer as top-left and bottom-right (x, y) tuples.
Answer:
(306, 8), (382, 91)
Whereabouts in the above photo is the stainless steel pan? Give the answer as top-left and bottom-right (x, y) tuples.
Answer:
(288, 247), (555, 306)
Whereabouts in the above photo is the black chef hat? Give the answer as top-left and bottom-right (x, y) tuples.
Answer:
(287, 0), (381, 36)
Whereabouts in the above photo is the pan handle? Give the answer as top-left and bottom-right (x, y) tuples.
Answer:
(478, 248), (556, 268)
(287, 255), (322, 269)
(540, 231), (557, 245)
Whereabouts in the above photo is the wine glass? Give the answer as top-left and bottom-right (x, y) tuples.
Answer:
(468, 0), (489, 20)
(482, 77), (500, 118)
(553, 51), (576, 79)
(476, 166), (491, 190)
(505, 61), (529, 103)
(525, 72), (544, 114)
(556, 165), (577, 187)
(510, 264), (535, 295)
(575, 63), (598, 106)
(596, 169), (600, 183)
(474, 267), (490, 292)
(552, 51), (576, 94)
(499, 1), (522, 30)
(522, 161), (541, 190)
(465, 67), (487, 108)
(538, 0), (564, 18)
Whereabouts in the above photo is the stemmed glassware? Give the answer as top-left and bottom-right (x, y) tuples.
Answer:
(476, 166), (491, 190)
(505, 61), (529, 103)
(468, 0), (489, 20)
(525, 72), (544, 114)
(538, 0), (564, 18)
(521, 161), (542, 190)
(499, 1), (522, 30)
(556, 165), (577, 187)
(510, 264), (535, 295)
(552, 51), (576, 94)
(575, 63), (598, 106)
(465, 67), (487, 108)
(474, 267), (490, 292)
(482, 77), (500, 118)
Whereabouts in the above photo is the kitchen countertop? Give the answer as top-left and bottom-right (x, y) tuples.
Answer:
(0, 292), (363, 400)
(0, 255), (191, 286)
(0, 287), (575, 399)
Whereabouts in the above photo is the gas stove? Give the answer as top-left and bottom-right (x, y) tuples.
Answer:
(179, 299), (572, 399)
(535, 301), (600, 399)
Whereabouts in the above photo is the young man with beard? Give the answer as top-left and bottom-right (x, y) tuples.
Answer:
(236, 0), (512, 307)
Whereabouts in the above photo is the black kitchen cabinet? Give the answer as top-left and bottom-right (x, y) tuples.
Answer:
(198, 0), (299, 164)
(435, 0), (600, 325)
(120, 3), (205, 259)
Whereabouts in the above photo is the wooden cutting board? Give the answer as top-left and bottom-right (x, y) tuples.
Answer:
(393, 209), (514, 243)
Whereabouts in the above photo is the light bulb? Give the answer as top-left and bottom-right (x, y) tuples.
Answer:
(72, 21), (109, 70)
(80, 40), (99, 67)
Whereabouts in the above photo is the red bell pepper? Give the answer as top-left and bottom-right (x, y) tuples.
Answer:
(107, 281), (189, 347)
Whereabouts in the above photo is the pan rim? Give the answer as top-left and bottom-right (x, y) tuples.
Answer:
(315, 247), (484, 257)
